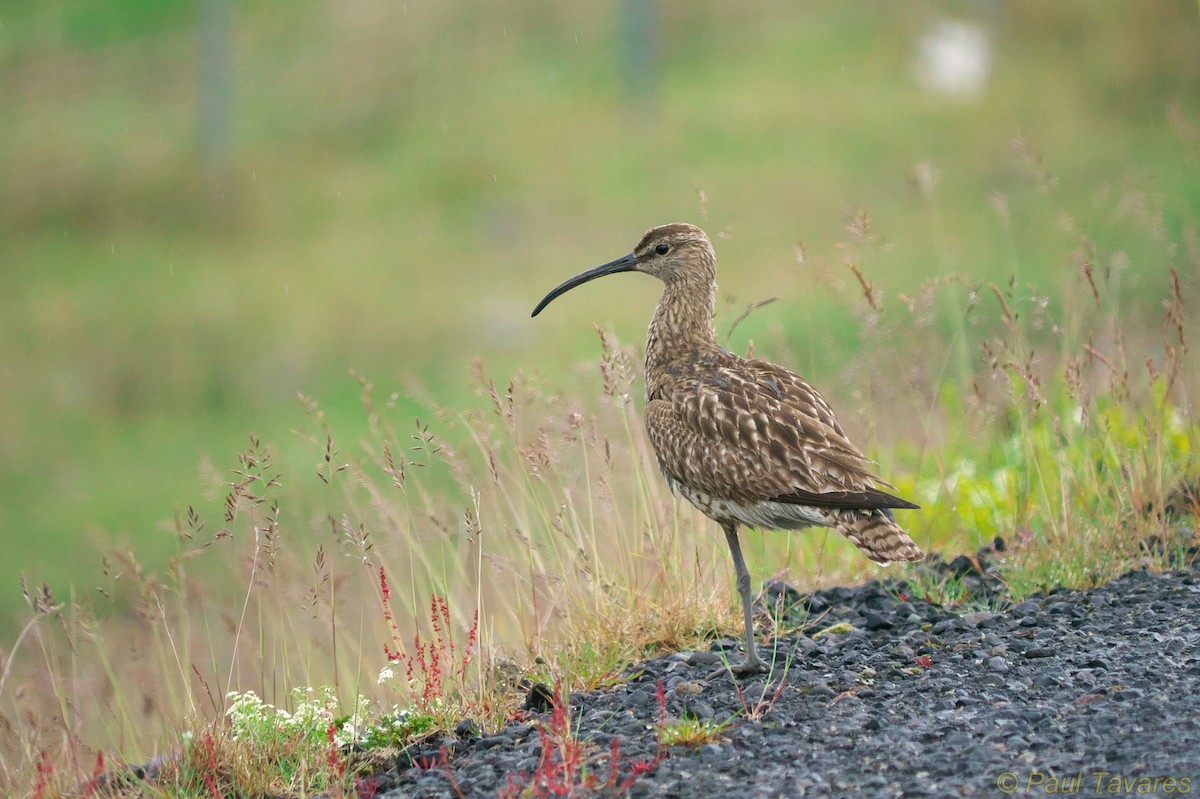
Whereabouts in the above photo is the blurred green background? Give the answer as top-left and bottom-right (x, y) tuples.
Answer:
(2, 0), (1197, 633)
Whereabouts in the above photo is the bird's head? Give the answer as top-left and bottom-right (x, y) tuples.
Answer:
(531, 223), (716, 317)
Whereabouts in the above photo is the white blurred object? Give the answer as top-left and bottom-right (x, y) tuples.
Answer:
(916, 19), (992, 102)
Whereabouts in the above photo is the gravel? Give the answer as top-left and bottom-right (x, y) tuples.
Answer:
(362, 536), (1200, 798)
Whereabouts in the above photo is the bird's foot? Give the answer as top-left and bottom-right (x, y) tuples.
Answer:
(731, 657), (769, 676)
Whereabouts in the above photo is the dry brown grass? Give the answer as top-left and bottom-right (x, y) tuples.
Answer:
(3, 158), (1198, 794)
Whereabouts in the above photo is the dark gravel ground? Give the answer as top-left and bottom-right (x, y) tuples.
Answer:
(366, 537), (1200, 799)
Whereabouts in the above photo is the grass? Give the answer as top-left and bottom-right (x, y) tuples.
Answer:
(657, 717), (732, 749)
(4, 168), (1196, 794)
(2, 2), (1198, 622)
(2, 2), (1199, 795)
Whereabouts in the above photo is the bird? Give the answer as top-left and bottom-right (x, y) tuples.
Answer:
(532, 223), (924, 674)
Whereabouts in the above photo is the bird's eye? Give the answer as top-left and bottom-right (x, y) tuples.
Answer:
(655, 243), (669, 255)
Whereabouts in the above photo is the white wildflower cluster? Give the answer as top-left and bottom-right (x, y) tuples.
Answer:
(225, 690), (279, 742)
(333, 703), (374, 748)
(360, 705), (435, 748)
(224, 686), (372, 747)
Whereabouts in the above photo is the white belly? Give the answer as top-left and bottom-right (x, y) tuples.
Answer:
(664, 474), (832, 531)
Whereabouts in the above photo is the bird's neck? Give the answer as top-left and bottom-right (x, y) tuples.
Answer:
(645, 277), (718, 399)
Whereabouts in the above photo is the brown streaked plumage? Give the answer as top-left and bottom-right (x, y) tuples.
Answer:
(533, 223), (924, 674)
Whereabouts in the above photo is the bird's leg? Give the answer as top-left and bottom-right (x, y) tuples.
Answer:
(722, 522), (767, 675)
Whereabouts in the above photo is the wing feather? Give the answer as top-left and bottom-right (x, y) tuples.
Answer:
(644, 353), (919, 510)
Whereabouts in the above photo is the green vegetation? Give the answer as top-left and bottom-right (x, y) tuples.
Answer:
(1, 1), (1198, 795)
(658, 716), (733, 749)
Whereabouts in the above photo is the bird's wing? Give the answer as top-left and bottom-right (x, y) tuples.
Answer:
(645, 356), (918, 510)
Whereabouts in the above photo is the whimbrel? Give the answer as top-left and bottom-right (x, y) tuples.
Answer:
(532, 224), (923, 674)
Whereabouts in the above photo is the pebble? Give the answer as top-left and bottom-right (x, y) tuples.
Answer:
(864, 611), (894, 630)
(138, 544), (1200, 799)
(685, 651), (724, 666)
(795, 636), (820, 655)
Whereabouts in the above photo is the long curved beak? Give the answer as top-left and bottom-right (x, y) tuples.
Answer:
(531, 253), (639, 317)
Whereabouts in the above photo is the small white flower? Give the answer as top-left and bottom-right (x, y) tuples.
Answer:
(378, 666), (395, 684)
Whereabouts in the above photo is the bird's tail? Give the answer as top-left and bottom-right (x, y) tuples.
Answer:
(832, 508), (924, 564)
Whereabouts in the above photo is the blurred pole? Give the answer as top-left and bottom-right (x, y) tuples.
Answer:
(620, 0), (658, 112)
(198, 0), (234, 210)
